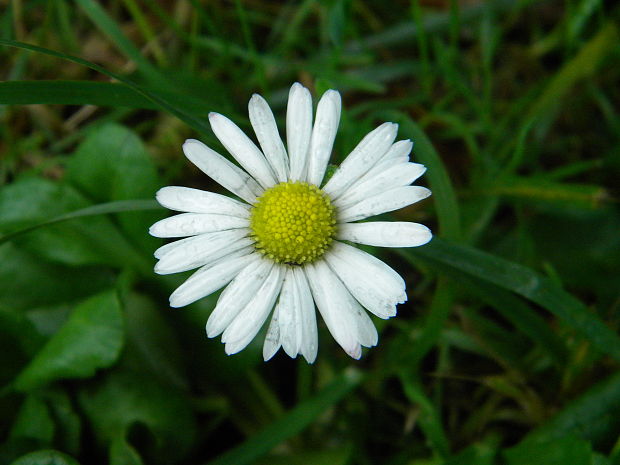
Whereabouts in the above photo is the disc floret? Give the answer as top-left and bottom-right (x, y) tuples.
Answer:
(250, 182), (336, 265)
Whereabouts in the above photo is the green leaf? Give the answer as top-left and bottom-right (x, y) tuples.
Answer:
(65, 123), (162, 250)
(207, 368), (363, 465)
(0, 80), (220, 116)
(486, 176), (607, 209)
(14, 290), (124, 391)
(504, 435), (593, 465)
(526, 372), (620, 446)
(0, 177), (151, 271)
(43, 389), (81, 456)
(399, 374), (450, 458)
(0, 81), (156, 108)
(404, 238), (620, 362)
(0, 39), (211, 135)
(443, 441), (497, 465)
(78, 369), (195, 465)
(0, 243), (115, 311)
(9, 450), (81, 465)
(0, 305), (45, 384)
(110, 435), (144, 465)
(122, 293), (188, 389)
(9, 395), (55, 445)
(67, 124), (159, 203)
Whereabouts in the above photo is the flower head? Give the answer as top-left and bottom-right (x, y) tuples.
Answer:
(150, 82), (432, 362)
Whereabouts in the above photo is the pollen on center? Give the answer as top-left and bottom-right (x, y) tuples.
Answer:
(249, 181), (336, 265)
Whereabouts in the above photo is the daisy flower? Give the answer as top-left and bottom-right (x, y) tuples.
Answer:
(149, 82), (432, 363)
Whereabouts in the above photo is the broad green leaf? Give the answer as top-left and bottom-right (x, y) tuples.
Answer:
(207, 368), (363, 465)
(66, 124), (159, 203)
(504, 435), (593, 465)
(122, 293), (188, 389)
(0, 306), (44, 384)
(0, 177), (149, 271)
(110, 435), (144, 465)
(9, 395), (54, 445)
(78, 369), (195, 465)
(404, 238), (620, 362)
(43, 389), (81, 456)
(9, 450), (81, 465)
(443, 442), (497, 465)
(0, 243), (114, 311)
(14, 290), (124, 391)
(65, 123), (162, 251)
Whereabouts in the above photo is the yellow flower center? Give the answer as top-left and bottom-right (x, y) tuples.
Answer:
(250, 182), (336, 265)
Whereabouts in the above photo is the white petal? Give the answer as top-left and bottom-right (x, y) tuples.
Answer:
(154, 229), (251, 260)
(292, 267), (318, 363)
(324, 241), (406, 319)
(223, 265), (285, 355)
(263, 305), (281, 361)
(338, 186), (432, 223)
(380, 139), (413, 163)
(323, 122), (398, 199)
(353, 301), (378, 348)
(149, 213), (247, 238)
(287, 83), (313, 182)
(249, 94), (289, 183)
(276, 269), (301, 358)
(206, 257), (272, 337)
(168, 252), (256, 308)
(335, 162), (426, 209)
(305, 261), (375, 359)
(337, 222), (432, 248)
(183, 139), (262, 204)
(155, 186), (250, 216)
(209, 113), (277, 189)
(154, 229), (253, 274)
(306, 90), (341, 186)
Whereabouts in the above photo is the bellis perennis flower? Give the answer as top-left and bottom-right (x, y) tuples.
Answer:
(150, 82), (432, 363)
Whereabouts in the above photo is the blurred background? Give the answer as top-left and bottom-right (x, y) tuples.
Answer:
(1, 1), (619, 464)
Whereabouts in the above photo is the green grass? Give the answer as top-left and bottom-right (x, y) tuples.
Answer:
(0, 1), (619, 464)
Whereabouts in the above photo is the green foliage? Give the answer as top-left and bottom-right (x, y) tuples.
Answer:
(14, 290), (124, 391)
(0, 0), (618, 464)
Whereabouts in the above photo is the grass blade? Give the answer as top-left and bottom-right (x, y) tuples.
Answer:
(0, 80), (156, 108)
(0, 39), (211, 134)
(383, 111), (461, 240)
(74, 0), (163, 81)
(405, 238), (620, 362)
(206, 368), (363, 465)
(0, 199), (162, 246)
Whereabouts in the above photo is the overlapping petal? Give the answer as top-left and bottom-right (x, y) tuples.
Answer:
(209, 112), (277, 189)
(249, 94), (289, 182)
(182, 139), (262, 204)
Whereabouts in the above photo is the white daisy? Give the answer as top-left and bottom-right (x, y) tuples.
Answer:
(149, 82), (432, 363)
